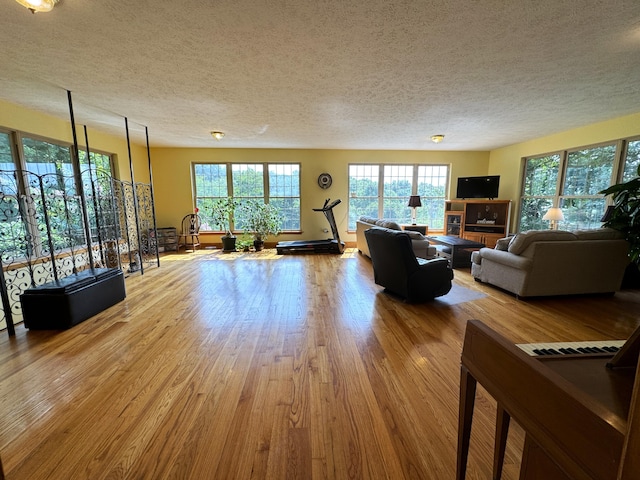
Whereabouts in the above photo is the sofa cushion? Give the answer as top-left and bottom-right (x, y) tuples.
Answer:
(495, 237), (511, 251)
(573, 227), (624, 240)
(507, 229), (577, 255)
(375, 219), (402, 230)
(358, 216), (378, 225)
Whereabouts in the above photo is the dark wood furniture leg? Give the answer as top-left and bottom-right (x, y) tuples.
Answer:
(457, 365), (477, 480)
(493, 404), (510, 480)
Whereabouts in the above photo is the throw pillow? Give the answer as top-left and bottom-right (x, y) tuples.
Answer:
(495, 237), (511, 251)
(376, 219), (402, 230)
(358, 216), (378, 225)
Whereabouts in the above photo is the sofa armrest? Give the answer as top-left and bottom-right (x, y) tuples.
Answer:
(405, 230), (426, 240)
(476, 248), (533, 271)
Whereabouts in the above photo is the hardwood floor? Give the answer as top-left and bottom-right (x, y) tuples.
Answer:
(0, 248), (638, 479)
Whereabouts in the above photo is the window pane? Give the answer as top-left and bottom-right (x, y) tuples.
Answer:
(417, 165), (447, 229)
(232, 164), (264, 198)
(0, 134), (24, 260)
(519, 198), (553, 231)
(194, 164), (228, 231)
(519, 154), (561, 231)
(269, 164), (300, 231)
(232, 164), (264, 230)
(22, 137), (73, 178)
(560, 197), (607, 230)
(523, 154), (560, 196)
(564, 145), (615, 196)
(0, 132), (14, 171)
(348, 165), (379, 230)
(77, 150), (115, 243)
(383, 165), (413, 223)
(623, 140), (640, 181)
(21, 137), (84, 251)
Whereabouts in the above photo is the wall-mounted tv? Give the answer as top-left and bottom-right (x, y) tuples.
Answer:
(456, 175), (500, 199)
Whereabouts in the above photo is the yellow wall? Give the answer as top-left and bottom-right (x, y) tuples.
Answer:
(0, 99), (149, 182)
(489, 111), (640, 229)
(3, 98), (640, 243)
(149, 148), (490, 244)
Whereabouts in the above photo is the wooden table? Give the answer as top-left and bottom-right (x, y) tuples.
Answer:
(426, 235), (484, 268)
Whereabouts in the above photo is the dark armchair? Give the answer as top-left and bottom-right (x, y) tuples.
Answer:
(364, 226), (453, 302)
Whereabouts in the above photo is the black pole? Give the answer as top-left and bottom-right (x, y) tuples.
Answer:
(125, 117), (144, 274)
(83, 125), (106, 267)
(145, 127), (160, 267)
(67, 90), (95, 271)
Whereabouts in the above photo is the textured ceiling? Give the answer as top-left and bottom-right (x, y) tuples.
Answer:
(1, 0), (640, 150)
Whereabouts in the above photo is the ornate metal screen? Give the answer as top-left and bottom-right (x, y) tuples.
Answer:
(0, 168), (158, 333)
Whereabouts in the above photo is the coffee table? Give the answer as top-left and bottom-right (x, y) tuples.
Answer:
(426, 235), (485, 268)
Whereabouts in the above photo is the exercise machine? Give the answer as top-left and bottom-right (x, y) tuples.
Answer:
(276, 198), (345, 254)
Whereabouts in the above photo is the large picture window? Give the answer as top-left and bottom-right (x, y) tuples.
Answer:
(194, 162), (300, 232)
(520, 143), (620, 231)
(348, 163), (448, 230)
(0, 131), (115, 259)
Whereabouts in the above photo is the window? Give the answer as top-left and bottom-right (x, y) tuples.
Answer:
(520, 143), (618, 231)
(561, 144), (616, 229)
(269, 164), (300, 231)
(417, 165), (448, 229)
(520, 154), (561, 231)
(194, 162), (300, 232)
(0, 131), (115, 260)
(623, 138), (640, 182)
(348, 164), (448, 230)
(348, 165), (380, 230)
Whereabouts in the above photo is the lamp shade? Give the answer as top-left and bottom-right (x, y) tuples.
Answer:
(408, 195), (422, 208)
(542, 207), (564, 222)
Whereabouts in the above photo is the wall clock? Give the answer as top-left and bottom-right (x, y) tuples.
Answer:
(317, 173), (332, 189)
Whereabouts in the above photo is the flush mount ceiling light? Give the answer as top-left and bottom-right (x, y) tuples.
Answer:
(430, 134), (445, 144)
(15, 0), (59, 13)
(210, 131), (225, 141)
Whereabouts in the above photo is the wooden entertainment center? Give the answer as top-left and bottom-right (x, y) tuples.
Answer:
(444, 199), (512, 248)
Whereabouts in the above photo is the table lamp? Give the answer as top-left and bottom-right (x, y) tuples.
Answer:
(542, 207), (564, 230)
(408, 195), (422, 225)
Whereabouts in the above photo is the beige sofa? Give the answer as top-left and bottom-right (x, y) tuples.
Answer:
(470, 228), (629, 297)
(356, 216), (436, 259)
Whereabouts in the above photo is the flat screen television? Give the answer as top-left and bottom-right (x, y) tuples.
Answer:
(456, 175), (500, 199)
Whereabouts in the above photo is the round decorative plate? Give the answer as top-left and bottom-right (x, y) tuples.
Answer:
(317, 173), (332, 189)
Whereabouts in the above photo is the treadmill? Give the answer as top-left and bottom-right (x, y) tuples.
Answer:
(276, 198), (346, 254)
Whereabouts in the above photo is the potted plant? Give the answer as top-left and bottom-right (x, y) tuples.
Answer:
(210, 197), (239, 252)
(236, 233), (253, 252)
(600, 164), (640, 286)
(242, 201), (283, 251)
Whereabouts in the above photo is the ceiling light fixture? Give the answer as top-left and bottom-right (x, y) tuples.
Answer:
(210, 131), (225, 141)
(15, 0), (59, 13)
(430, 134), (445, 144)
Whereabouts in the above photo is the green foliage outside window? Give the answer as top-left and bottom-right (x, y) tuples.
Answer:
(194, 163), (300, 232)
(348, 164), (447, 230)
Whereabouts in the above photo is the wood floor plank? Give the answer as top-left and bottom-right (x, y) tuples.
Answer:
(0, 248), (637, 479)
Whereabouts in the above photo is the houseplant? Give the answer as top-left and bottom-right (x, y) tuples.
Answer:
(210, 197), (239, 252)
(241, 201), (283, 251)
(600, 164), (640, 285)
